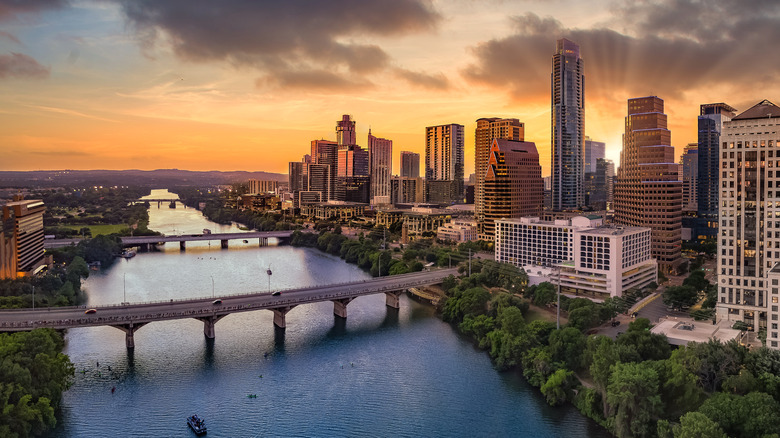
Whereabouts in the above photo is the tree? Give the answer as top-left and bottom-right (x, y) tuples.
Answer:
(698, 392), (780, 438)
(533, 282), (557, 307)
(541, 369), (576, 406)
(663, 285), (698, 310)
(674, 412), (727, 438)
(549, 327), (587, 371)
(616, 319), (671, 362)
(607, 362), (663, 438)
(497, 306), (525, 336)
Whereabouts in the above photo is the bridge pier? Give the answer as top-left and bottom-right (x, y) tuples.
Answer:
(221, 240), (228, 249)
(385, 290), (402, 309)
(332, 298), (354, 319)
(259, 237), (268, 247)
(271, 306), (296, 328)
(112, 322), (148, 349)
(195, 315), (227, 339)
(180, 241), (186, 251)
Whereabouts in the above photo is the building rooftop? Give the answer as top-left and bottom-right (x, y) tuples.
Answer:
(732, 99), (779, 121)
(650, 318), (742, 346)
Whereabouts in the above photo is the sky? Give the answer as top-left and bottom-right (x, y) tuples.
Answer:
(1, 0), (779, 177)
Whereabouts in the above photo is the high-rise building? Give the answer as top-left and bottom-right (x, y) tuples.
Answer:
(0, 210), (17, 279)
(717, 100), (780, 348)
(551, 38), (585, 211)
(613, 96), (683, 273)
(475, 118), (524, 232)
(584, 137), (605, 174)
(697, 103), (736, 240)
(368, 130), (392, 205)
(480, 139), (543, 240)
(681, 143), (698, 212)
(2, 199), (45, 275)
(400, 151), (420, 178)
(336, 114), (356, 146)
(391, 176), (424, 204)
(248, 180), (278, 194)
(583, 137), (605, 209)
(288, 161), (305, 207)
(425, 123), (465, 203)
(591, 158), (615, 211)
(311, 139), (338, 201)
(338, 144), (370, 203)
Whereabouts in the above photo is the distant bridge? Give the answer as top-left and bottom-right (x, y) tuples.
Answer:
(0, 268), (457, 348)
(45, 230), (295, 250)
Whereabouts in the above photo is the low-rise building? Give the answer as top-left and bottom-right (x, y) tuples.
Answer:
(237, 194), (281, 212)
(300, 201), (367, 221)
(437, 219), (477, 242)
(495, 216), (657, 299)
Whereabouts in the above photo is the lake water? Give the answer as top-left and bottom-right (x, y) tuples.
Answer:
(54, 190), (609, 437)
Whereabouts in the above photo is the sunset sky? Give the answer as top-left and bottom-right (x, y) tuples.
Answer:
(2, 0), (779, 177)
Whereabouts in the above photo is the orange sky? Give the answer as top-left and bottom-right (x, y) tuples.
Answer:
(1, 1), (779, 177)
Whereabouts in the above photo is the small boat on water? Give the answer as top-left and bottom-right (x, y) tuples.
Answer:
(120, 250), (136, 259)
(203, 228), (212, 235)
(187, 414), (207, 435)
(169, 201), (176, 209)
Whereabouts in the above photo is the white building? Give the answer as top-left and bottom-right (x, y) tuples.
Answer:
(437, 219), (477, 242)
(495, 216), (657, 299)
(716, 99), (780, 350)
(765, 265), (780, 349)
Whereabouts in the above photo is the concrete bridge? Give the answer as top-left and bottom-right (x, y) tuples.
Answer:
(44, 230), (295, 250)
(0, 268), (457, 348)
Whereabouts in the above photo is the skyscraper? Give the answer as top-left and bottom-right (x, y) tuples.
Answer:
(2, 199), (45, 275)
(681, 143), (698, 212)
(400, 151), (420, 178)
(551, 38), (585, 211)
(425, 123), (464, 203)
(583, 137), (605, 174)
(475, 118), (524, 231)
(480, 139), (543, 240)
(717, 99), (779, 348)
(613, 96), (683, 273)
(311, 139), (338, 201)
(697, 103), (736, 240)
(336, 114), (356, 146)
(338, 144), (370, 203)
(368, 130), (392, 205)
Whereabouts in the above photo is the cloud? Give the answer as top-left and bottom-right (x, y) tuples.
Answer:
(462, 2), (780, 104)
(0, 0), (68, 21)
(0, 52), (49, 79)
(256, 69), (373, 92)
(394, 68), (449, 90)
(0, 30), (19, 44)
(116, 0), (441, 90)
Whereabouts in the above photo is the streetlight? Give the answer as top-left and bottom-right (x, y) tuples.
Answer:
(211, 276), (215, 299)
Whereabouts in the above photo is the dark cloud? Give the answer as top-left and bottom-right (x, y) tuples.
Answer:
(117, 0), (441, 90)
(463, 2), (780, 103)
(256, 69), (373, 92)
(0, 0), (68, 21)
(394, 68), (449, 90)
(0, 52), (49, 79)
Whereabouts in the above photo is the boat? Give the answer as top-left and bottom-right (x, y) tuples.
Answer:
(187, 414), (207, 435)
(169, 201), (176, 209)
(203, 228), (212, 235)
(120, 250), (136, 259)
(243, 239), (248, 243)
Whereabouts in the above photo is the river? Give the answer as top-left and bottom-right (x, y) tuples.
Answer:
(54, 190), (609, 437)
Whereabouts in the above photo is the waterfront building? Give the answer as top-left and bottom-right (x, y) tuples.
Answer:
(237, 194), (281, 212)
(495, 216), (657, 299)
(2, 199), (46, 276)
(311, 139), (339, 201)
(368, 130), (392, 205)
(475, 118), (524, 234)
(400, 151), (421, 178)
(300, 201), (367, 221)
(337, 144), (370, 203)
(716, 99), (780, 347)
(375, 207), (456, 238)
(697, 103), (736, 240)
(248, 180), (278, 194)
(613, 96), (683, 273)
(551, 38), (585, 211)
(0, 211), (16, 279)
(480, 139), (543, 240)
(425, 124), (465, 203)
(437, 219), (478, 243)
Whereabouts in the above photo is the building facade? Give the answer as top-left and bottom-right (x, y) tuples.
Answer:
(336, 114), (356, 146)
(368, 130), (392, 205)
(480, 139), (543, 240)
(2, 200), (45, 276)
(391, 176), (425, 204)
(495, 216), (657, 299)
(697, 103), (736, 240)
(717, 100), (780, 346)
(613, 96), (683, 273)
(681, 143), (699, 212)
(337, 144), (370, 203)
(475, 118), (524, 234)
(437, 219), (478, 243)
(248, 180), (278, 194)
(551, 38), (585, 211)
(0, 210), (17, 279)
(425, 124), (465, 203)
(400, 151), (421, 179)
(311, 139), (339, 201)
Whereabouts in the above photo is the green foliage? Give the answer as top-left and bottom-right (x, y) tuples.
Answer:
(683, 339), (748, 392)
(674, 411), (727, 438)
(615, 319), (671, 362)
(549, 327), (587, 371)
(497, 306), (525, 336)
(663, 285), (699, 311)
(541, 368), (576, 406)
(607, 361), (663, 438)
(522, 346), (559, 387)
(698, 392), (780, 438)
(532, 282), (557, 307)
(0, 329), (74, 437)
(442, 287), (490, 323)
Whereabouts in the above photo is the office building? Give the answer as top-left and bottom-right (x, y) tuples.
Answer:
(590, 158), (615, 211)
(425, 124), (465, 203)
(248, 180), (278, 194)
(475, 118), (524, 233)
(614, 96), (683, 273)
(2, 199), (46, 276)
(551, 38), (585, 211)
(336, 114), (356, 146)
(311, 139), (338, 201)
(400, 151), (420, 178)
(0, 211), (16, 279)
(681, 143), (698, 212)
(391, 176), (424, 204)
(368, 130), (392, 205)
(717, 99), (780, 348)
(437, 219), (478, 243)
(495, 216), (657, 299)
(338, 144), (370, 203)
(480, 139), (543, 240)
(584, 137), (605, 174)
(697, 103), (736, 240)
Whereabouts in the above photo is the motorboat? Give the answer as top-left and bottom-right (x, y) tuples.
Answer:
(187, 414), (207, 435)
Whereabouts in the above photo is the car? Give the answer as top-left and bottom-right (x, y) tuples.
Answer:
(84, 308), (97, 314)
(272, 291), (281, 296)
(611, 320), (621, 327)
(212, 299), (222, 305)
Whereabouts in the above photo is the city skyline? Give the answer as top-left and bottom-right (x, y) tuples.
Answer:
(2, 1), (779, 176)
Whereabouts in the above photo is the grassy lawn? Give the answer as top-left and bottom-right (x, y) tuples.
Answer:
(526, 304), (568, 324)
(61, 224), (128, 236)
